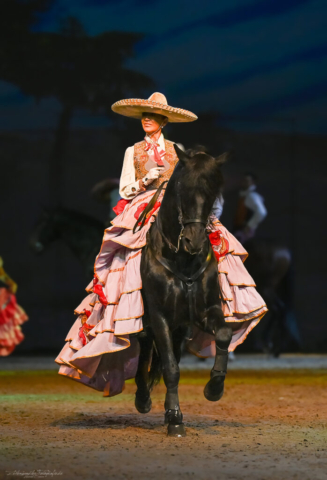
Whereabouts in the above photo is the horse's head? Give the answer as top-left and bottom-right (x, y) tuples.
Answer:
(173, 145), (227, 255)
(29, 208), (61, 254)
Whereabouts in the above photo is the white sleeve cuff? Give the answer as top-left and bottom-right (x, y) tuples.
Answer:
(120, 180), (144, 199)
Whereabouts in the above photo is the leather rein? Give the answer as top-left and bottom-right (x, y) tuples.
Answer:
(133, 181), (212, 323)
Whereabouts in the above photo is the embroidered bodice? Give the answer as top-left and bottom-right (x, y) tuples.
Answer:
(133, 139), (179, 190)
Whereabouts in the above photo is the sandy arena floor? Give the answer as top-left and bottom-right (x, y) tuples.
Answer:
(0, 365), (326, 480)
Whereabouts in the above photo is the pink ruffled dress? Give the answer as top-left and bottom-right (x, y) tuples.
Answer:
(0, 258), (28, 356)
(56, 189), (267, 396)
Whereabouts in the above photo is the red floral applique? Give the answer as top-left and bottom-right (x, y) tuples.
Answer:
(93, 277), (108, 306)
(208, 231), (221, 246)
(134, 201), (161, 225)
(209, 230), (229, 262)
(79, 309), (94, 346)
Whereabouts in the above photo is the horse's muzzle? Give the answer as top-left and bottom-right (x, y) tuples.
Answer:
(182, 235), (206, 255)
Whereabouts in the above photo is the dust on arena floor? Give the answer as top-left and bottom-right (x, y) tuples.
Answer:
(0, 367), (326, 480)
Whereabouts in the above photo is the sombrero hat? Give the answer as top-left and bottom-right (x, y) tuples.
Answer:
(111, 92), (197, 123)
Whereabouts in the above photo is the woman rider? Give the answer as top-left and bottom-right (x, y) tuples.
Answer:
(56, 93), (267, 397)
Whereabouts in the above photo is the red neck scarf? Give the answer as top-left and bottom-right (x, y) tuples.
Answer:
(144, 137), (165, 167)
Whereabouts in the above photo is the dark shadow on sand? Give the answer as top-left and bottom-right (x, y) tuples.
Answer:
(51, 412), (254, 433)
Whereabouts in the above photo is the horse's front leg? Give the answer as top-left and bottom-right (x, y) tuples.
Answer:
(204, 306), (232, 402)
(152, 315), (186, 437)
(135, 331), (153, 414)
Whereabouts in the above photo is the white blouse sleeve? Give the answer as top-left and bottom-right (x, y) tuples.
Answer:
(212, 195), (224, 219)
(245, 192), (267, 229)
(119, 146), (144, 200)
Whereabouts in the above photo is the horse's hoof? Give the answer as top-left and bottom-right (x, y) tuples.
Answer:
(167, 423), (186, 437)
(164, 409), (183, 425)
(203, 376), (225, 402)
(135, 395), (152, 414)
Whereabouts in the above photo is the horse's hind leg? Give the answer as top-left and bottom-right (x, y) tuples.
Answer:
(204, 318), (232, 402)
(135, 332), (153, 414)
(152, 317), (186, 437)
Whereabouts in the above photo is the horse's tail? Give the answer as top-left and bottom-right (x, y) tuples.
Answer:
(148, 342), (162, 391)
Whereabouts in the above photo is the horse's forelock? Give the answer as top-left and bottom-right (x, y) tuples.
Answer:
(187, 145), (210, 157)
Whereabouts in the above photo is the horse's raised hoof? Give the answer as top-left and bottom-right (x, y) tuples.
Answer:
(167, 423), (186, 437)
(203, 375), (225, 402)
(135, 394), (152, 414)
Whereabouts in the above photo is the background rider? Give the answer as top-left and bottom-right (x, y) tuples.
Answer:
(233, 172), (267, 244)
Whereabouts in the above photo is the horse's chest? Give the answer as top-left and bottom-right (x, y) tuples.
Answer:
(144, 272), (207, 326)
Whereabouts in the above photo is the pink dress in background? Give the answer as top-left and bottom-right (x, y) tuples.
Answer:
(56, 189), (267, 397)
(0, 258), (28, 356)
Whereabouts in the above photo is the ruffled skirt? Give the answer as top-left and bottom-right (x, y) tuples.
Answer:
(56, 190), (267, 396)
(0, 289), (28, 356)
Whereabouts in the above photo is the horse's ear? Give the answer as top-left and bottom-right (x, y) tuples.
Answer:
(215, 152), (229, 165)
(174, 143), (190, 165)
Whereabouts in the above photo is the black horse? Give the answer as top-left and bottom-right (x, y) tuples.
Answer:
(29, 207), (104, 278)
(133, 146), (238, 437)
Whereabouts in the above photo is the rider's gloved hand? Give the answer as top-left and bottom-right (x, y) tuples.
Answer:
(142, 167), (164, 186)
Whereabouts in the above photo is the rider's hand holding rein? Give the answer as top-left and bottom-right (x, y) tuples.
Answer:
(139, 167), (164, 188)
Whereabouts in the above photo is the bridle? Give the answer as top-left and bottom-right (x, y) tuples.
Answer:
(133, 180), (213, 324)
(155, 181), (210, 254)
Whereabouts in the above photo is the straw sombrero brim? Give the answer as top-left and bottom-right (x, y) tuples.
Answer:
(111, 98), (197, 123)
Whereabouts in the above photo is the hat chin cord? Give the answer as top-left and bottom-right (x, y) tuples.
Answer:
(148, 123), (165, 142)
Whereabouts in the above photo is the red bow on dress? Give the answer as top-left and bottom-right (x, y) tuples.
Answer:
(93, 277), (108, 306)
(112, 198), (130, 216)
(78, 309), (93, 346)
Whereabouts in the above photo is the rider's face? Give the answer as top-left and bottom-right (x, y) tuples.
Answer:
(141, 113), (167, 135)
